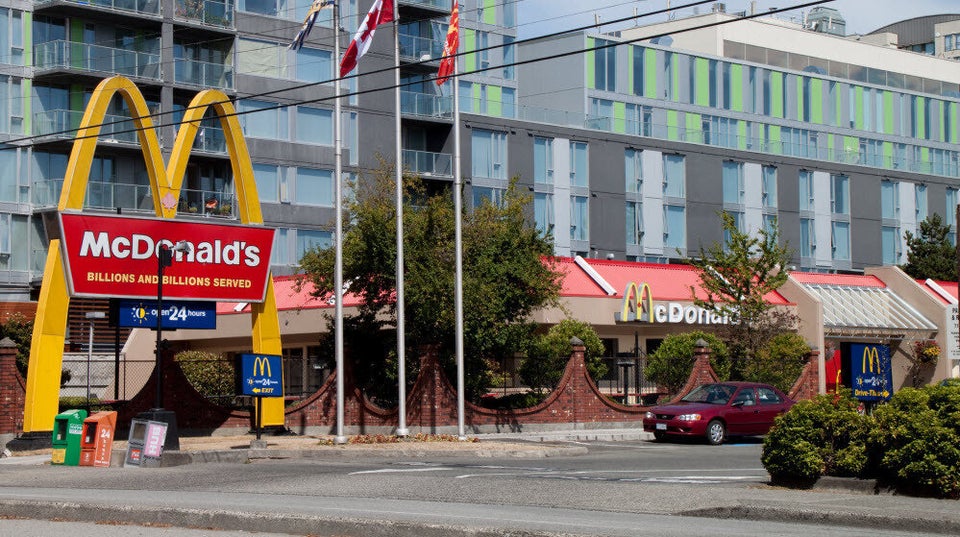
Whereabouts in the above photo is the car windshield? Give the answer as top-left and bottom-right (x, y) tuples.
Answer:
(680, 384), (736, 405)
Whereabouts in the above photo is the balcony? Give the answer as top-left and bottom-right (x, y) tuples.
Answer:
(398, 0), (449, 12)
(400, 91), (452, 121)
(174, 58), (234, 90)
(174, 0), (234, 28)
(34, 40), (161, 81)
(33, 109), (140, 144)
(34, 0), (160, 17)
(403, 149), (452, 178)
(399, 34), (443, 64)
(32, 180), (236, 217)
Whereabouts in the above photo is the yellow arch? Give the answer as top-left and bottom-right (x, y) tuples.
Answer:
(24, 76), (284, 432)
(617, 282), (653, 323)
(637, 283), (653, 323)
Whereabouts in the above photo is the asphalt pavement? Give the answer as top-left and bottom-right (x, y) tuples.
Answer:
(1, 428), (958, 536)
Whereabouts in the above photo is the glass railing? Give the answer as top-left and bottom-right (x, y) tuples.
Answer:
(398, 34), (444, 62)
(400, 91), (452, 120)
(174, 58), (234, 90)
(403, 149), (452, 177)
(32, 180), (237, 217)
(398, 0), (448, 11)
(189, 125), (227, 153)
(174, 0), (234, 28)
(35, 0), (161, 16)
(33, 109), (140, 144)
(33, 40), (161, 81)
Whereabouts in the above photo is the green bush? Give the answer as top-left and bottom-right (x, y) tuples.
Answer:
(174, 350), (236, 400)
(520, 319), (606, 394)
(742, 332), (810, 393)
(764, 385), (960, 498)
(645, 331), (730, 394)
(479, 392), (546, 410)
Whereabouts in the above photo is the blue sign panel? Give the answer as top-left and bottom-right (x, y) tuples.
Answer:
(850, 343), (892, 402)
(239, 354), (282, 397)
(117, 299), (216, 330)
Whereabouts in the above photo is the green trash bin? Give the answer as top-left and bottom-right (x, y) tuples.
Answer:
(51, 409), (88, 466)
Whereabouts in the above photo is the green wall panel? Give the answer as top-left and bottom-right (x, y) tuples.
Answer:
(810, 78), (823, 123)
(854, 86), (864, 130)
(464, 30), (476, 72)
(844, 136), (858, 162)
(483, 0), (496, 25)
(883, 142), (893, 165)
(731, 64), (743, 112)
(768, 125), (781, 154)
(644, 48), (657, 98)
(685, 112), (701, 143)
(587, 37), (595, 90)
(613, 101), (626, 133)
(695, 58), (709, 106)
(771, 72), (783, 118)
(883, 91), (894, 134)
(488, 85), (501, 117)
(666, 110), (679, 141)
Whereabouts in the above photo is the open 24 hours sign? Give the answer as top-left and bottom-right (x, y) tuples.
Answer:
(58, 212), (275, 303)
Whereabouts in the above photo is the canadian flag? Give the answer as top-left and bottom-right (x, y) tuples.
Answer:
(339, 0), (395, 77)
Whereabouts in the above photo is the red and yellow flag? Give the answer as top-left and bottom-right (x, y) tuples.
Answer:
(436, 0), (459, 86)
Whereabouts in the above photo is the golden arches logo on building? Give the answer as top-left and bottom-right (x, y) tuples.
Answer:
(23, 76), (284, 433)
(253, 356), (273, 378)
(862, 346), (881, 374)
(617, 282), (653, 322)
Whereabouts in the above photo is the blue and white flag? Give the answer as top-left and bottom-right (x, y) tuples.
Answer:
(290, 0), (334, 50)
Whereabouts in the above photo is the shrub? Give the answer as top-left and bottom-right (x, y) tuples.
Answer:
(645, 331), (730, 394)
(742, 332), (810, 393)
(174, 350), (236, 400)
(520, 319), (606, 394)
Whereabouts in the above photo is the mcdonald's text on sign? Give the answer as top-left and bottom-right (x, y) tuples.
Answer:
(58, 213), (275, 303)
(616, 282), (731, 325)
(239, 353), (282, 397)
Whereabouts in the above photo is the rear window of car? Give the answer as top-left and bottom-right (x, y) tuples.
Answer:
(757, 387), (782, 404)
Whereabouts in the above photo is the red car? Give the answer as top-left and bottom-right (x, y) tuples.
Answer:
(642, 382), (795, 445)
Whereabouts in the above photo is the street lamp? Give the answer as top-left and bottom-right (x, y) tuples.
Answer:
(154, 240), (192, 410)
(85, 311), (106, 406)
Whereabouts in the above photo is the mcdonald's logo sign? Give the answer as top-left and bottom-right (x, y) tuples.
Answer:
(23, 76), (285, 432)
(240, 354), (282, 397)
(617, 282), (653, 322)
(850, 343), (892, 402)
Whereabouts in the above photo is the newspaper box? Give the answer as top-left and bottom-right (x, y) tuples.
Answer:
(124, 419), (168, 468)
(51, 409), (88, 466)
(79, 411), (118, 467)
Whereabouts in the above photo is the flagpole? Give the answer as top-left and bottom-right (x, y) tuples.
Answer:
(393, 0), (409, 437)
(333, 1), (347, 445)
(452, 30), (465, 443)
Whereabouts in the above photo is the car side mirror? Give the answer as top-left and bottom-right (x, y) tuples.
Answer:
(731, 400), (745, 408)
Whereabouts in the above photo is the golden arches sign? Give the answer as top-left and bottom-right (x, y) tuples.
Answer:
(616, 282), (653, 323)
(24, 76), (284, 432)
(862, 346), (881, 374)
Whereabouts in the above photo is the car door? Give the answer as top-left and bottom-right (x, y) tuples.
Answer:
(755, 386), (790, 434)
(724, 387), (759, 435)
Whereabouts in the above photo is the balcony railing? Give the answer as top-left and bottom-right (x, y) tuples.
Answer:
(34, 40), (161, 81)
(32, 180), (236, 217)
(400, 91), (452, 120)
(175, 58), (234, 90)
(174, 0), (234, 28)
(398, 0), (448, 11)
(403, 149), (452, 178)
(190, 125), (227, 153)
(33, 109), (140, 144)
(35, 0), (161, 16)
(398, 33), (443, 63)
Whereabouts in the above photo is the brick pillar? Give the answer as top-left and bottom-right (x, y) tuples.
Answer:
(0, 337), (24, 447)
(569, 337), (587, 425)
(788, 349), (821, 401)
(670, 339), (720, 402)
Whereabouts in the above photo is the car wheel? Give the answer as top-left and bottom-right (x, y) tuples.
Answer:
(653, 431), (666, 441)
(706, 420), (726, 445)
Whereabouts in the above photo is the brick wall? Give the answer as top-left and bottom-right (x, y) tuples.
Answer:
(0, 338), (25, 439)
(788, 350), (821, 401)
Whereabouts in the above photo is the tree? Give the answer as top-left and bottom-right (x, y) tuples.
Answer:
(902, 213), (957, 281)
(741, 332), (810, 393)
(298, 165), (562, 403)
(645, 331), (730, 394)
(520, 318), (607, 395)
(0, 312), (33, 377)
(685, 212), (797, 378)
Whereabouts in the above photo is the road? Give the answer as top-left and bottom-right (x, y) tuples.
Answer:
(0, 439), (953, 536)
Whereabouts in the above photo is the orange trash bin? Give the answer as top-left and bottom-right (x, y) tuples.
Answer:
(79, 411), (118, 467)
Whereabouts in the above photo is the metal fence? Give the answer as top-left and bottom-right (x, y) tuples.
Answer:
(60, 354), (155, 410)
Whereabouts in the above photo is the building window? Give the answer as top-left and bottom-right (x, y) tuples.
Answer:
(947, 187), (958, 245)
(296, 106), (333, 145)
(799, 171), (814, 212)
(722, 161), (744, 205)
(534, 192), (554, 237)
(831, 221), (851, 261)
(534, 137), (554, 185)
(632, 46), (644, 96)
(503, 36), (515, 80)
(663, 204), (686, 252)
(237, 99), (288, 140)
(625, 149), (642, 193)
(800, 217), (815, 258)
(295, 47), (332, 83)
(882, 225), (901, 265)
(295, 167), (334, 207)
(0, 9), (24, 66)
(570, 142), (589, 187)
(473, 186), (505, 208)
(253, 163), (280, 203)
(296, 229), (333, 261)
(663, 154), (685, 198)
(762, 165), (777, 209)
(881, 180), (899, 220)
(471, 129), (507, 180)
(594, 39), (616, 91)
(831, 174), (849, 215)
(626, 201), (642, 246)
(571, 195), (589, 241)
(916, 184), (928, 222)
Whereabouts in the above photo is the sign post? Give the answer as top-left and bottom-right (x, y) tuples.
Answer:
(238, 354), (282, 440)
